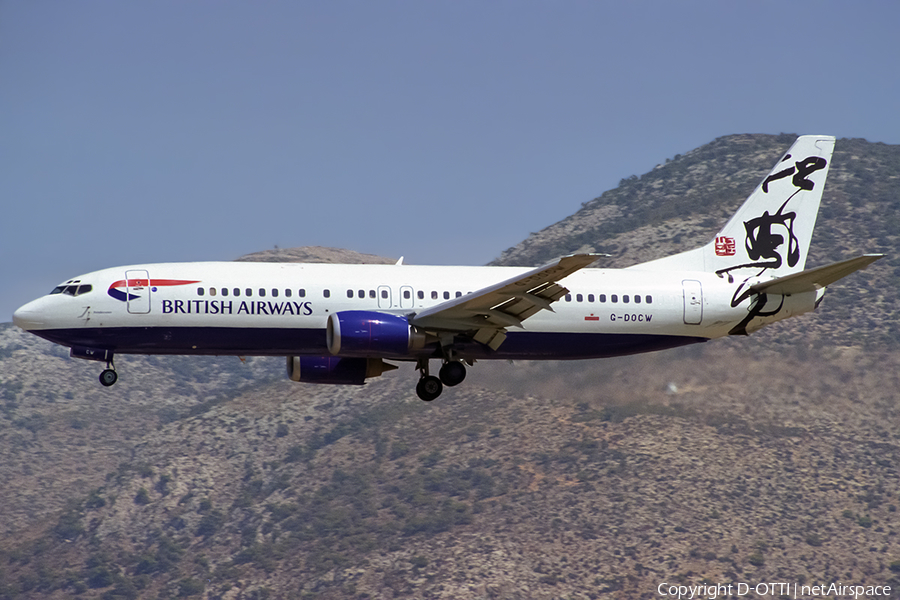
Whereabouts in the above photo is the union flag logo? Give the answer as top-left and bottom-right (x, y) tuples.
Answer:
(715, 236), (736, 256)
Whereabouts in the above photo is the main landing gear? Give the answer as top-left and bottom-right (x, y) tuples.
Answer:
(439, 360), (466, 387)
(415, 358), (468, 401)
(416, 375), (442, 402)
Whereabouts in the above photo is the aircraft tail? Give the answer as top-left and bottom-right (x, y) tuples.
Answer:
(635, 135), (836, 276)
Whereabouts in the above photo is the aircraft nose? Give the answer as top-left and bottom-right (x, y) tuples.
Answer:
(13, 300), (45, 331)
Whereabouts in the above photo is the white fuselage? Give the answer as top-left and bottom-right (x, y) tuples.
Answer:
(12, 261), (809, 361)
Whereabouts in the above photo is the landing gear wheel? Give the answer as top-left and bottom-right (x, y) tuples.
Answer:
(439, 361), (466, 387)
(416, 376), (443, 402)
(99, 369), (118, 387)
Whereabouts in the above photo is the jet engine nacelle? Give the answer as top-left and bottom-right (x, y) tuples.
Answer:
(286, 356), (397, 385)
(326, 311), (426, 357)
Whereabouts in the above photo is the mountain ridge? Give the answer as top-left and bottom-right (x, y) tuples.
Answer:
(2, 134), (899, 599)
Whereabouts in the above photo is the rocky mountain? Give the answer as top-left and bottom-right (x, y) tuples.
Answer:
(493, 134), (900, 348)
(2, 136), (899, 599)
(494, 134), (900, 271)
(235, 247), (397, 265)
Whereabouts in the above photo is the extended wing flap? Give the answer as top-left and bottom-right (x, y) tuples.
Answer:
(749, 254), (883, 295)
(410, 253), (600, 332)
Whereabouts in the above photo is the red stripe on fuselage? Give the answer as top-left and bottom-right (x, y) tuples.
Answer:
(109, 279), (201, 289)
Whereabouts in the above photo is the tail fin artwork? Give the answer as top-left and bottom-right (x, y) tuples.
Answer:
(634, 135), (882, 336)
(636, 135), (835, 276)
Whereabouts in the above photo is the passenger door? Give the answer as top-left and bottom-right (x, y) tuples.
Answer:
(126, 270), (151, 314)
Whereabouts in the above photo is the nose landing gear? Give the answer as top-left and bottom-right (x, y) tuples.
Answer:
(99, 359), (117, 387)
(70, 346), (119, 387)
(100, 369), (118, 387)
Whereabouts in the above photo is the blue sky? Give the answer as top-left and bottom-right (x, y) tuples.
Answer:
(3, 1), (899, 320)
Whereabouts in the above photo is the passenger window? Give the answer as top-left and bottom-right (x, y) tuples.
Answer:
(432, 291), (438, 300)
(646, 295), (653, 304)
(381, 290), (388, 299)
(299, 289), (306, 298)
(576, 294), (583, 302)
(259, 288), (266, 297)
(599, 294), (606, 303)
(221, 288), (229, 296)
(611, 294), (618, 303)
(455, 291), (462, 298)
(369, 290), (376, 298)
(285, 289), (292, 298)
(358, 290), (365, 298)
(443, 291), (450, 300)
(404, 290), (411, 299)
(233, 288), (241, 297)
(417, 291), (424, 300)
(246, 288), (252, 297)
(198, 287), (205, 296)
(347, 290), (354, 298)
(324, 289), (330, 298)
(210, 288), (217, 297)
(623, 295), (629, 304)
(272, 289), (279, 298)
(565, 294), (572, 302)
(588, 294), (594, 302)
(635, 295), (641, 304)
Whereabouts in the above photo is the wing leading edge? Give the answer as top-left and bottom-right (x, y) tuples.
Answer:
(409, 253), (601, 349)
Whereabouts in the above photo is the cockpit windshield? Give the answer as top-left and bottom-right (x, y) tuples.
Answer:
(50, 283), (93, 297)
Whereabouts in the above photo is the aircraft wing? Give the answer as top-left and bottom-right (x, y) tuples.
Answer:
(749, 254), (883, 295)
(409, 253), (600, 348)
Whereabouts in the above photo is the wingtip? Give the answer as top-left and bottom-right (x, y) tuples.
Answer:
(861, 253), (885, 268)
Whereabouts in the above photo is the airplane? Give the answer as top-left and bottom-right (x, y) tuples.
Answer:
(13, 135), (883, 401)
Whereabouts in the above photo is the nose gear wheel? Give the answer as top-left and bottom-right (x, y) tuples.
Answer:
(99, 358), (118, 387)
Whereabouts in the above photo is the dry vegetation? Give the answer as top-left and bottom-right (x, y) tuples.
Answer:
(2, 135), (899, 599)
(3, 333), (900, 599)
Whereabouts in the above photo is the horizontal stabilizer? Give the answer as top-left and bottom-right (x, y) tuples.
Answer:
(749, 254), (883, 295)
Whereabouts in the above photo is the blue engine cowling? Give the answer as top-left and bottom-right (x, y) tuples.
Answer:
(286, 356), (397, 385)
(326, 311), (426, 357)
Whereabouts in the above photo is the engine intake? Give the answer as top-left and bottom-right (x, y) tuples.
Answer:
(326, 311), (426, 357)
(286, 356), (397, 385)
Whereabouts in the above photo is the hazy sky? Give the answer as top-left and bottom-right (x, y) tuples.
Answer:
(3, 1), (899, 320)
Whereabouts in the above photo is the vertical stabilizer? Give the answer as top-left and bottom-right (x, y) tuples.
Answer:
(635, 135), (835, 276)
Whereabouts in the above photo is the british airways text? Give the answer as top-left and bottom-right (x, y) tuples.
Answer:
(162, 300), (313, 316)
